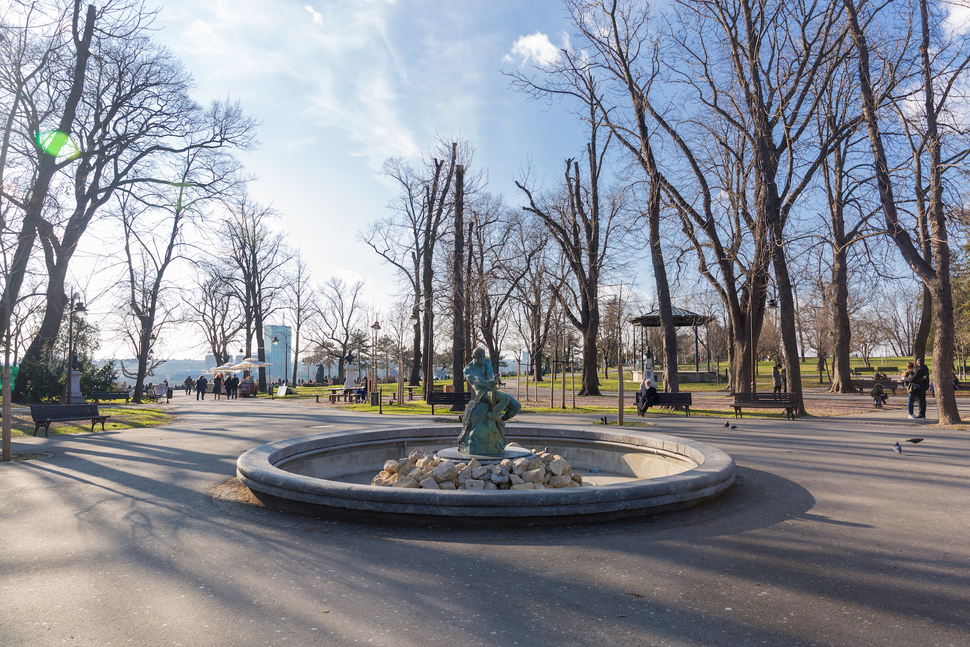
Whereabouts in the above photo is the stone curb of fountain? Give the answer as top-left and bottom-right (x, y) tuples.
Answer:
(236, 424), (736, 524)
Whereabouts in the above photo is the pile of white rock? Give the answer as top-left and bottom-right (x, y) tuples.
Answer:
(370, 446), (588, 491)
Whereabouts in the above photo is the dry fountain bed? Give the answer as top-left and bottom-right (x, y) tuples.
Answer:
(370, 445), (586, 491)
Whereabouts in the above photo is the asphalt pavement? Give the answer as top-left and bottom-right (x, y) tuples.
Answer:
(0, 393), (967, 647)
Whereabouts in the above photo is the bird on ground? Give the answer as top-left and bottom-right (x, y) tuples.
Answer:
(730, 425), (738, 430)
(905, 438), (924, 444)
(894, 442), (902, 454)
(724, 421), (731, 428)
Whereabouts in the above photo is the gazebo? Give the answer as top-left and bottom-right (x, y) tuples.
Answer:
(629, 307), (716, 376)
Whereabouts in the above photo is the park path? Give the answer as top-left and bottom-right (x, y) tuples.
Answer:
(0, 392), (967, 646)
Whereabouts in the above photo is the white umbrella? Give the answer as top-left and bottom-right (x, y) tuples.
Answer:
(228, 357), (271, 371)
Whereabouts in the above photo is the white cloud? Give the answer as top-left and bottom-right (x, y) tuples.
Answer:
(503, 31), (564, 67)
(305, 5), (323, 24)
(943, 4), (970, 37)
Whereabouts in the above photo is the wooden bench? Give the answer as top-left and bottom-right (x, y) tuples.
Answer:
(92, 391), (130, 404)
(852, 366), (875, 375)
(30, 404), (110, 437)
(875, 366), (898, 374)
(853, 379), (900, 395)
(732, 393), (799, 420)
(427, 390), (473, 414)
(638, 392), (693, 416)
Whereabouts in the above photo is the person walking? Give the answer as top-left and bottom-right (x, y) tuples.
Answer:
(772, 363), (783, 394)
(213, 373), (224, 401)
(183, 375), (194, 395)
(195, 375), (208, 401)
(912, 358), (930, 419)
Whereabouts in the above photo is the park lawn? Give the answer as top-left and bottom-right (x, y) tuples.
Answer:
(5, 404), (174, 437)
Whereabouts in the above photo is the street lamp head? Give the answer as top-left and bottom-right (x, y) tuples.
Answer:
(767, 297), (778, 309)
(272, 335), (280, 345)
(410, 316), (419, 326)
(73, 302), (86, 319)
(372, 321), (381, 332)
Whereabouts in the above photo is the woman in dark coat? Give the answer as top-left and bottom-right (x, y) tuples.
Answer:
(636, 378), (658, 416)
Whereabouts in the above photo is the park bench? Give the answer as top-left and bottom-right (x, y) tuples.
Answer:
(92, 390), (130, 404)
(427, 390), (473, 414)
(30, 403), (110, 437)
(875, 366), (898, 374)
(638, 392), (693, 416)
(732, 393), (799, 420)
(852, 366), (875, 375)
(853, 379), (900, 395)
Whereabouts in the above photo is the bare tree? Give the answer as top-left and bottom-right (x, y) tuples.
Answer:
(516, 113), (626, 397)
(221, 196), (289, 392)
(312, 277), (365, 382)
(285, 251), (316, 386)
(844, 0), (967, 422)
(183, 270), (244, 368)
(0, 1), (97, 346)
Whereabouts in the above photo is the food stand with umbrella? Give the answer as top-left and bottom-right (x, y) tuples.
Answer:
(228, 358), (271, 397)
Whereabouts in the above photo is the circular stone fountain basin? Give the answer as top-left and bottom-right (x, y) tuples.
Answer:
(236, 424), (735, 526)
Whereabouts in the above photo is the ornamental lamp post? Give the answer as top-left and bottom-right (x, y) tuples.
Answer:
(371, 320), (381, 398)
(65, 297), (86, 404)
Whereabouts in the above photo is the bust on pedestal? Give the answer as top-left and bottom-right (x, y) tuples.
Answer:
(67, 369), (85, 404)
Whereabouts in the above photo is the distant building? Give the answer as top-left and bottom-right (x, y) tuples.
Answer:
(264, 325), (292, 383)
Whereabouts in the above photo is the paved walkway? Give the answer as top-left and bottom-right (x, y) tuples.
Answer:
(1, 394), (967, 646)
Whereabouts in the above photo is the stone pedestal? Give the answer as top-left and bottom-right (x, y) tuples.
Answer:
(67, 369), (85, 404)
(632, 360), (656, 386)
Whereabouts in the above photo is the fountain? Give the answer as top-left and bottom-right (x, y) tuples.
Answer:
(237, 350), (735, 526)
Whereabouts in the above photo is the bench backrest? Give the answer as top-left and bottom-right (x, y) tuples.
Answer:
(93, 391), (127, 398)
(656, 392), (692, 404)
(31, 403), (102, 419)
(427, 391), (472, 403)
(875, 366), (898, 372)
(734, 393), (797, 404)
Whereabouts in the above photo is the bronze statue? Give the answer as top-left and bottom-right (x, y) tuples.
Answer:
(457, 348), (521, 455)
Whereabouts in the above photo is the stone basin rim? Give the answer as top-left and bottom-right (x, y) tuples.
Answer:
(236, 424), (736, 521)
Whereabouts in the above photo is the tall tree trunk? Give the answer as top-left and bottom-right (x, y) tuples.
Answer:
(451, 165), (466, 411)
(830, 244), (855, 393)
(409, 303), (421, 386)
(914, 285), (932, 360)
(13, 273), (67, 401)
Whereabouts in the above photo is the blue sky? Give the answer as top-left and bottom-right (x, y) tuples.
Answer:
(150, 0), (593, 315)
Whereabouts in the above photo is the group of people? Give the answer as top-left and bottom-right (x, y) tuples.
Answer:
(188, 373), (243, 400)
(902, 359), (930, 419)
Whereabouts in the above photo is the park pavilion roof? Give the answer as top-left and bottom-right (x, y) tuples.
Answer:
(629, 307), (715, 328)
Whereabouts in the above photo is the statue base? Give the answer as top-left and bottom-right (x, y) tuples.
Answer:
(436, 446), (535, 465)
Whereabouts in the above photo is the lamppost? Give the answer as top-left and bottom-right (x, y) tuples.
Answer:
(65, 296), (87, 404)
(371, 320), (381, 403)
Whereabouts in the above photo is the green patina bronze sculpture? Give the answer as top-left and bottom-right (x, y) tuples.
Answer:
(457, 348), (522, 456)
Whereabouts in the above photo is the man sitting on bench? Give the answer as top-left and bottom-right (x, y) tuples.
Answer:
(636, 378), (658, 417)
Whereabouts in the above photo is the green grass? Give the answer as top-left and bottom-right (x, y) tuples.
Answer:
(5, 404), (175, 436)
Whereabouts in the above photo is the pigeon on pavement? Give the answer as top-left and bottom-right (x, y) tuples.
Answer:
(905, 438), (924, 444)
(730, 425), (737, 430)
(894, 442), (902, 454)
(724, 421), (730, 428)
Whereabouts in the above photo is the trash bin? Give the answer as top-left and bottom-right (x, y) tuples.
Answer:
(166, 387), (173, 401)
(370, 391), (379, 406)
